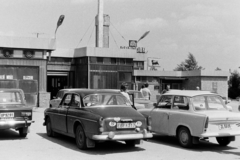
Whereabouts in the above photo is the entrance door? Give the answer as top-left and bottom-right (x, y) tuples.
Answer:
(47, 76), (68, 99)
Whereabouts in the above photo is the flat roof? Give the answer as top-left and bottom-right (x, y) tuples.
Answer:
(0, 36), (56, 51)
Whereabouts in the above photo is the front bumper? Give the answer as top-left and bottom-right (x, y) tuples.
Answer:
(0, 120), (34, 129)
(92, 131), (153, 141)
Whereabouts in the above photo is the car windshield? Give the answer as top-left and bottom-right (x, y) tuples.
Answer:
(83, 93), (132, 107)
(191, 95), (227, 111)
(0, 91), (24, 104)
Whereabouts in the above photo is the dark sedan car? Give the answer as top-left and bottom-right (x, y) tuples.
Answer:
(43, 89), (152, 150)
(0, 88), (34, 137)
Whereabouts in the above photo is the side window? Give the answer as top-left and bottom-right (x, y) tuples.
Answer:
(61, 94), (72, 106)
(69, 94), (81, 108)
(157, 95), (173, 109)
(173, 96), (189, 110)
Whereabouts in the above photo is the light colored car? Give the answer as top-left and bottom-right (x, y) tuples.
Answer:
(139, 90), (240, 148)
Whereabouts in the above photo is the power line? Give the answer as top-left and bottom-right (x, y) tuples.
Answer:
(87, 24), (95, 47)
(76, 18), (95, 48)
(109, 28), (118, 48)
(110, 21), (128, 42)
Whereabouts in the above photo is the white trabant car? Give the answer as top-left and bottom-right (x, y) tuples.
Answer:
(139, 90), (240, 148)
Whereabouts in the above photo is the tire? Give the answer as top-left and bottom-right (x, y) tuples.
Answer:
(216, 137), (231, 146)
(19, 127), (28, 138)
(46, 118), (55, 137)
(177, 127), (193, 148)
(125, 140), (136, 147)
(75, 125), (87, 150)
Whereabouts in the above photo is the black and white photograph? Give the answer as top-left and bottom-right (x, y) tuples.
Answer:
(0, 0), (239, 160)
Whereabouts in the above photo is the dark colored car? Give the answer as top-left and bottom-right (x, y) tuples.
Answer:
(0, 88), (34, 137)
(43, 89), (152, 150)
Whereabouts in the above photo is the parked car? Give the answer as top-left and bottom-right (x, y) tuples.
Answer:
(128, 90), (153, 109)
(43, 89), (153, 150)
(49, 88), (82, 108)
(0, 88), (34, 137)
(139, 90), (240, 148)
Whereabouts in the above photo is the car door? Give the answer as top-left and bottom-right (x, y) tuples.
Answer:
(54, 93), (72, 133)
(150, 95), (173, 134)
(168, 96), (189, 135)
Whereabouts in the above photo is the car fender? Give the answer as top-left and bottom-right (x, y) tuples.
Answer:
(175, 124), (193, 137)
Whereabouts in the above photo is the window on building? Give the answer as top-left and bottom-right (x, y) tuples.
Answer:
(126, 59), (132, 65)
(136, 76), (141, 82)
(97, 57), (103, 64)
(90, 57), (97, 63)
(119, 72), (132, 82)
(103, 58), (111, 64)
(120, 59), (126, 65)
(134, 62), (138, 68)
(111, 58), (117, 64)
(141, 76), (147, 82)
(138, 61), (144, 67)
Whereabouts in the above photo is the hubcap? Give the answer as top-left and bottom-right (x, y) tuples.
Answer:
(180, 131), (188, 144)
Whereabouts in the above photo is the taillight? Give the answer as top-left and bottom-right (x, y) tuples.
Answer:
(204, 117), (209, 129)
(147, 116), (152, 131)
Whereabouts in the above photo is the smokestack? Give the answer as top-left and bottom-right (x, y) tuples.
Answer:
(96, 0), (104, 47)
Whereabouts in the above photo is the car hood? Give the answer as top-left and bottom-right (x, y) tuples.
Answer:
(198, 110), (240, 121)
(0, 104), (32, 110)
(85, 106), (144, 119)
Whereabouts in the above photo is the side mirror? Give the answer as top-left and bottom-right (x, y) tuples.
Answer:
(153, 103), (157, 107)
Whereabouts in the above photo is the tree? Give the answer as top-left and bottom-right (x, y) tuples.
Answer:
(174, 53), (203, 71)
(228, 70), (240, 99)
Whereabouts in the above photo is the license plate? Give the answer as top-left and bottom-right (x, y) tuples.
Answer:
(117, 123), (135, 129)
(218, 124), (231, 130)
(0, 112), (14, 120)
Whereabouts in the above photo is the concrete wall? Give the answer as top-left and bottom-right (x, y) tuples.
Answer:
(201, 77), (228, 97)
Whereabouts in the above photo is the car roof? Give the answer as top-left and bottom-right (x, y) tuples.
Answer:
(64, 89), (122, 96)
(163, 90), (218, 97)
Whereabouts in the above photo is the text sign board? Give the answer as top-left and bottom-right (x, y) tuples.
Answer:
(23, 76), (33, 80)
(6, 75), (13, 79)
(129, 40), (137, 48)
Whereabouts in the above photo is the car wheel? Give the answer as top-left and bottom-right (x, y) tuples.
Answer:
(75, 125), (87, 150)
(46, 118), (55, 137)
(216, 137), (231, 146)
(125, 140), (136, 147)
(177, 127), (193, 148)
(19, 127), (28, 138)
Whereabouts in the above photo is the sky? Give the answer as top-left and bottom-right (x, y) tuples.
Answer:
(0, 0), (239, 72)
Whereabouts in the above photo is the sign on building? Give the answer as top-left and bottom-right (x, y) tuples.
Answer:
(147, 57), (161, 70)
(23, 76), (33, 80)
(129, 40), (137, 48)
(6, 75), (13, 79)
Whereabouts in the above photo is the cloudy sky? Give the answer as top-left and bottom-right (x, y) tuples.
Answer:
(0, 0), (239, 71)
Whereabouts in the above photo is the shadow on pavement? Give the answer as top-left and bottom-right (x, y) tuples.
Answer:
(0, 129), (28, 140)
(149, 134), (240, 157)
(37, 132), (145, 155)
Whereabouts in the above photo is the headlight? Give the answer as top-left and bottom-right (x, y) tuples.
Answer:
(135, 121), (142, 127)
(109, 121), (116, 127)
(21, 112), (32, 116)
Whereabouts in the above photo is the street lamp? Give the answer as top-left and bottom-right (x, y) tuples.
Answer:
(54, 15), (65, 38)
(138, 31), (150, 42)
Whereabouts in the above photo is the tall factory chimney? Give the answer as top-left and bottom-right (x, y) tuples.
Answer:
(95, 0), (110, 48)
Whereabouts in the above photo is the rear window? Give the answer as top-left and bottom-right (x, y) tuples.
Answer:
(191, 95), (227, 111)
(83, 93), (132, 107)
(0, 91), (24, 104)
